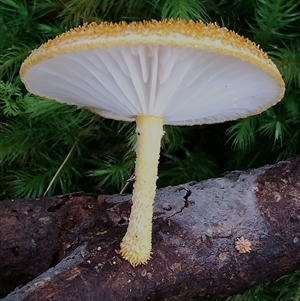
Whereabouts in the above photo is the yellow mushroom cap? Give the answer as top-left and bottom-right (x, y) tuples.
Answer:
(20, 19), (285, 125)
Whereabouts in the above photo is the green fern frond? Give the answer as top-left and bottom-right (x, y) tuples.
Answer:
(0, 0), (63, 81)
(159, 145), (216, 186)
(88, 154), (134, 192)
(119, 121), (136, 152)
(251, 0), (300, 48)
(0, 118), (55, 165)
(4, 155), (84, 198)
(0, 45), (33, 82)
(21, 95), (98, 132)
(269, 42), (300, 88)
(206, 0), (255, 32)
(0, 0), (60, 36)
(160, 0), (208, 21)
(258, 109), (290, 145)
(5, 167), (55, 198)
(55, 0), (154, 27)
(283, 91), (300, 119)
(226, 116), (259, 152)
(0, 84), (87, 165)
(0, 80), (24, 116)
(161, 125), (185, 153)
(55, 0), (104, 28)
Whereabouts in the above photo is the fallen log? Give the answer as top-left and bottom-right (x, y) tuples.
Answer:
(1, 158), (300, 301)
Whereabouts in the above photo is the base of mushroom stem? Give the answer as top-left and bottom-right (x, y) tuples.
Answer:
(119, 244), (152, 267)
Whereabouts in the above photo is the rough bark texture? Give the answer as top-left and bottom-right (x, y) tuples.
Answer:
(1, 158), (300, 301)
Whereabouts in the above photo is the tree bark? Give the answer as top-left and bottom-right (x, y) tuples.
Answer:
(1, 158), (300, 301)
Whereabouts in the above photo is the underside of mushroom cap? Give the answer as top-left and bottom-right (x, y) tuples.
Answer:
(20, 20), (285, 125)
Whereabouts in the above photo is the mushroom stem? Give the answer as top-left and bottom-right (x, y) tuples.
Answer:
(120, 115), (164, 266)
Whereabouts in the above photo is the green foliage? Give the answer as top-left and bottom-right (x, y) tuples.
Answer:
(88, 153), (135, 193)
(159, 0), (208, 21)
(213, 269), (300, 301)
(226, 88), (300, 169)
(159, 145), (217, 186)
(250, 0), (300, 49)
(1, 0), (300, 299)
(270, 41), (300, 88)
(0, 0), (63, 81)
(226, 117), (259, 153)
(200, 0), (256, 35)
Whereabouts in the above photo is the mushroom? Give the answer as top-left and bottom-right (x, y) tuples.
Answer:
(20, 20), (285, 266)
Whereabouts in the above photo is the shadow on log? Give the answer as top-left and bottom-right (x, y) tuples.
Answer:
(1, 158), (300, 300)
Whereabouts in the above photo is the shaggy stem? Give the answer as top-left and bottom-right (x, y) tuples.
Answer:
(120, 115), (164, 266)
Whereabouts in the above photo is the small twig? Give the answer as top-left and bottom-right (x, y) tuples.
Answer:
(119, 173), (135, 194)
(43, 120), (96, 197)
(43, 137), (80, 196)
